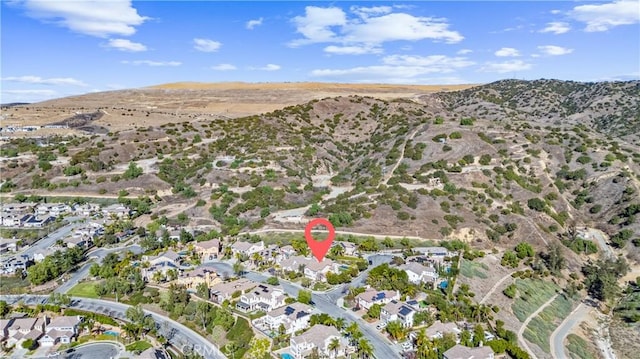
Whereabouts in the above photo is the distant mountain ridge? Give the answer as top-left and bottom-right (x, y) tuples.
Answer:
(436, 79), (640, 138)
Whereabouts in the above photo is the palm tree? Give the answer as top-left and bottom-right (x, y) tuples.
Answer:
(123, 322), (139, 341)
(415, 329), (433, 359)
(334, 317), (346, 330)
(386, 320), (405, 341)
(251, 252), (263, 267)
(357, 338), (374, 359)
(328, 337), (340, 358)
(346, 322), (362, 346)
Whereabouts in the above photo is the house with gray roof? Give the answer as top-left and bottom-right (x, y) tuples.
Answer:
(443, 344), (494, 359)
(290, 324), (347, 359)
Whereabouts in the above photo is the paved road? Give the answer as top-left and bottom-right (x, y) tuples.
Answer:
(66, 342), (123, 359)
(204, 254), (398, 358)
(517, 294), (558, 359)
(55, 245), (143, 294)
(0, 295), (226, 359)
(19, 217), (85, 258)
(550, 303), (591, 359)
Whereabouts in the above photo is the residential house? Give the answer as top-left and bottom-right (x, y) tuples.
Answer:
(333, 241), (358, 256)
(137, 347), (169, 359)
(22, 215), (54, 228)
(443, 344), (494, 359)
(101, 204), (130, 218)
(380, 300), (415, 328)
(33, 248), (59, 263)
(73, 203), (101, 216)
(255, 302), (314, 335)
(5, 317), (45, 346)
(39, 316), (82, 346)
(0, 319), (11, 341)
(210, 278), (258, 304)
(424, 321), (461, 340)
(1, 255), (31, 275)
(279, 245), (297, 258)
(0, 214), (22, 227)
(402, 262), (438, 286)
(193, 239), (221, 261)
(290, 324), (348, 359)
(356, 288), (400, 310)
(279, 255), (338, 282)
(0, 237), (19, 253)
(66, 236), (92, 249)
(175, 267), (221, 291)
(237, 283), (286, 312)
(144, 250), (182, 266)
(230, 240), (265, 257)
(36, 203), (71, 217)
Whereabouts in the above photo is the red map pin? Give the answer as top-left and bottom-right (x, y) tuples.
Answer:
(305, 218), (335, 262)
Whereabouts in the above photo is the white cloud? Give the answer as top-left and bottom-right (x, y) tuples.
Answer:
(382, 55), (474, 69)
(350, 5), (393, 18)
(121, 60), (182, 66)
(480, 60), (532, 73)
(246, 17), (263, 30)
(539, 22), (571, 34)
(494, 47), (520, 57)
(1, 75), (87, 86)
(310, 54), (474, 81)
(105, 38), (147, 52)
(2, 89), (57, 96)
(17, 0), (148, 37)
(289, 6), (463, 51)
(550, 10), (562, 15)
(324, 45), (383, 55)
(249, 64), (281, 71)
(537, 45), (573, 56)
(343, 13), (463, 44)
(457, 49), (473, 55)
(291, 6), (347, 46)
(570, 0), (640, 32)
(211, 64), (237, 71)
(193, 38), (222, 52)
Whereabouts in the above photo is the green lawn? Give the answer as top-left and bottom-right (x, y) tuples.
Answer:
(67, 281), (99, 298)
(125, 340), (152, 352)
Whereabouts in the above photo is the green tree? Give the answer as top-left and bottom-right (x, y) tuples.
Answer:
(367, 303), (381, 319)
(22, 338), (38, 350)
(328, 337), (341, 358)
(514, 242), (534, 259)
(386, 320), (405, 341)
(245, 337), (271, 359)
(123, 161), (143, 180)
(297, 289), (312, 304)
(357, 338), (374, 359)
(196, 282), (209, 299)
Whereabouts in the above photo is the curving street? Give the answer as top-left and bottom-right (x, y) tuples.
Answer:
(0, 295), (226, 359)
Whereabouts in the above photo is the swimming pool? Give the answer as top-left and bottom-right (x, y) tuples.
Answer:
(104, 330), (120, 336)
(281, 354), (294, 359)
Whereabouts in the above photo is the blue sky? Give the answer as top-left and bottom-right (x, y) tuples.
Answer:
(1, 0), (639, 103)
